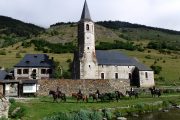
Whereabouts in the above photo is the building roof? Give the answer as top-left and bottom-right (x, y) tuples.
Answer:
(14, 54), (54, 68)
(80, 0), (92, 21)
(0, 70), (8, 80)
(96, 50), (152, 71)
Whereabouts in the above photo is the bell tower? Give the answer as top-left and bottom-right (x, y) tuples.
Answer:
(77, 0), (97, 79)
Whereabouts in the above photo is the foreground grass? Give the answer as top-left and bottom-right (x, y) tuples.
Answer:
(17, 93), (180, 120)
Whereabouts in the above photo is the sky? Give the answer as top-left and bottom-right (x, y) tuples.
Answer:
(0, 0), (180, 31)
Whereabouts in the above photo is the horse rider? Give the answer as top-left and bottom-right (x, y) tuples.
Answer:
(78, 89), (83, 97)
(96, 89), (100, 98)
(56, 86), (61, 97)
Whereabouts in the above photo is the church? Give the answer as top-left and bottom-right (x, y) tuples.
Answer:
(72, 0), (155, 87)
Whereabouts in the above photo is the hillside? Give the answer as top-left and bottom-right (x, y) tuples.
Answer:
(0, 17), (180, 85)
(0, 16), (45, 47)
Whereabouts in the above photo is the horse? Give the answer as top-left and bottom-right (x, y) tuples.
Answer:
(115, 91), (125, 102)
(149, 88), (161, 97)
(49, 90), (66, 102)
(72, 93), (88, 102)
(126, 90), (138, 98)
(89, 93), (99, 102)
(0, 92), (7, 102)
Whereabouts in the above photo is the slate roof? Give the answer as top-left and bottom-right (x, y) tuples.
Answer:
(14, 54), (54, 68)
(96, 50), (152, 71)
(0, 70), (8, 80)
(80, 0), (92, 21)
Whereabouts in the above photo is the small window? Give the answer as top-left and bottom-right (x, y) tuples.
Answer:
(17, 69), (22, 74)
(23, 69), (29, 74)
(41, 69), (46, 74)
(115, 73), (118, 79)
(101, 73), (104, 79)
(129, 73), (132, 79)
(102, 65), (104, 68)
(89, 65), (91, 68)
(87, 47), (89, 50)
(86, 24), (89, 31)
(145, 72), (148, 78)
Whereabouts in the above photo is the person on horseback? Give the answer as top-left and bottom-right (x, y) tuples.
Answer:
(96, 89), (100, 98)
(78, 89), (82, 96)
(56, 86), (61, 98)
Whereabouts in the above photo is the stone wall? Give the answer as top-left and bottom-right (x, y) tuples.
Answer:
(37, 79), (130, 96)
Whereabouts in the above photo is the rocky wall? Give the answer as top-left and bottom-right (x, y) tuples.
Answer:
(37, 79), (130, 96)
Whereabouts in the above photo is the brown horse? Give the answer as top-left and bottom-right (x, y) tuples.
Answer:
(72, 93), (88, 102)
(49, 90), (66, 102)
(0, 92), (7, 102)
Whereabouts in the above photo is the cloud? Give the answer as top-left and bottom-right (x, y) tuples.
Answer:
(0, 0), (180, 30)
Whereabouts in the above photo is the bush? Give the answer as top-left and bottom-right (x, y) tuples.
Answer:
(150, 65), (162, 74)
(9, 102), (26, 119)
(0, 50), (6, 55)
(102, 109), (113, 120)
(16, 52), (22, 58)
(9, 98), (15, 104)
(43, 110), (103, 120)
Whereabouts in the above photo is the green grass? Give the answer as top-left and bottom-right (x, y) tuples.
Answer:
(17, 93), (180, 120)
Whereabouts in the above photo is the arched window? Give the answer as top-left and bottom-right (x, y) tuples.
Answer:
(86, 24), (89, 31)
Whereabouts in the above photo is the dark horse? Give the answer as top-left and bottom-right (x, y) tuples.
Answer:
(115, 91), (125, 102)
(72, 93), (88, 102)
(149, 88), (161, 97)
(49, 90), (66, 102)
(126, 90), (138, 98)
(89, 93), (99, 102)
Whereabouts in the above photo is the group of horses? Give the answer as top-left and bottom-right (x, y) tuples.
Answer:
(49, 87), (161, 103)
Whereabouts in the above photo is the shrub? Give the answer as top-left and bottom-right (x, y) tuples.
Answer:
(16, 52), (22, 58)
(150, 65), (162, 74)
(145, 55), (151, 59)
(0, 50), (6, 55)
(9, 98), (15, 104)
(102, 109), (113, 120)
(9, 103), (25, 119)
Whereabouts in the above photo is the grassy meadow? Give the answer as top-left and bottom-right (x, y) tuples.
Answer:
(0, 42), (179, 86)
(14, 93), (180, 120)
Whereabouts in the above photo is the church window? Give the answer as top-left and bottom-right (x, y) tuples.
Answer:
(145, 72), (148, 78)
(86, 24), (89, 31)
(101, 73), (104, 79)
(115, 73), (118, 79)
(129, 73), (132, 79)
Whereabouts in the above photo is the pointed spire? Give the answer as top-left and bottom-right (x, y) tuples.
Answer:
(80, 0), (92, 21)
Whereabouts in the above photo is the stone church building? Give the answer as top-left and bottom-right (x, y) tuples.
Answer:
(73, 1), (155, 87)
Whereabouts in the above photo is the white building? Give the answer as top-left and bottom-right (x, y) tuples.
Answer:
(14, 54), (54, 80)
(72, 1), (155, 87)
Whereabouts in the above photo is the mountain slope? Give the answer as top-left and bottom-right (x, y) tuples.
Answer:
(0, 16), (45, 47)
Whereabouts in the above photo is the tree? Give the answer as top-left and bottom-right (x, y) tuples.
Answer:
(150, 65), (162, 74)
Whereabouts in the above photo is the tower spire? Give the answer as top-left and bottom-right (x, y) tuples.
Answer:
(80, 0), (92, 21)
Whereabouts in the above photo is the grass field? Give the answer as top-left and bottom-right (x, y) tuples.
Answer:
(15, 93), (180, 120)
(0, 42), (179, 85)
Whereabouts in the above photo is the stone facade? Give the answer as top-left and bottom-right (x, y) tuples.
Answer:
(37, 79), (130, 96)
